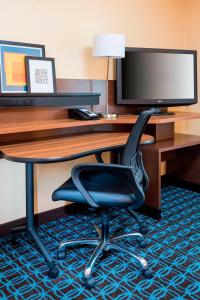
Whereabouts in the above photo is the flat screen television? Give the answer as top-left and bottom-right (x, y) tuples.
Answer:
(116, 48), (198, 115)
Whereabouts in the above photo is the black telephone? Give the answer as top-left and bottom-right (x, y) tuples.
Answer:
(69, 108), (100, 120)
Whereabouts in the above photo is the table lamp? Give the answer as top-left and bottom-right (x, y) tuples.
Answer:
(93, 34), (125, 119)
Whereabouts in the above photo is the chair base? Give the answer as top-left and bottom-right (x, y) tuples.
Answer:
(127, 207), (148, 234)
(57, 210), (152, 288)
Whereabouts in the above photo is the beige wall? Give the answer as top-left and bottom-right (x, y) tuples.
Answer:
(174, 0), (200, 135)
(0, 0), (198, 224)
(0, 0), (184, 79)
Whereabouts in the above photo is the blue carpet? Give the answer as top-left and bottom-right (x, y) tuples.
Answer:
(0, 185), (200, 299)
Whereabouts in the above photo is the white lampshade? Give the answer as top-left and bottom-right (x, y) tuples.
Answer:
(93, 34), (125, 58)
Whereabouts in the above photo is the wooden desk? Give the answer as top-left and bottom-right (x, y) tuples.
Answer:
(0, 111), (200, 277)
(0, 132), (152, 163)
(0, 131), (153, 279)
(0, 112), (200, 216)
(0, 112), (199, 149)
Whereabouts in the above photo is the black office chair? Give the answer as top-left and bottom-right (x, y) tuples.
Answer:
(95, 153), (149, 234)
(52, 108), (155, 288)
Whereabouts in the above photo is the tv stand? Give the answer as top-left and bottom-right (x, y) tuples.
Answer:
(134, 107), (175, 116)
(152, 107), (175, 116)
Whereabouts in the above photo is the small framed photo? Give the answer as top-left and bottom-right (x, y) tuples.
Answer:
(25, 57), (56, 94)
(0, 40), (45, 94)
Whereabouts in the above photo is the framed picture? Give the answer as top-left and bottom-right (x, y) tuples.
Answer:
(0, 40), (45, 94)
(25, 57), (56, 94)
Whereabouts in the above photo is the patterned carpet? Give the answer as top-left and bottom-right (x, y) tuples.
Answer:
(0, 185), (200, 300)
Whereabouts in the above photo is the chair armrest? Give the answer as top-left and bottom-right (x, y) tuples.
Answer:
(71, 163), (145, 208)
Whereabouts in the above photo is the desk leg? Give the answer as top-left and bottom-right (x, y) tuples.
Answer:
(142, 149), (161, 219)
(25, 163), (59, 279)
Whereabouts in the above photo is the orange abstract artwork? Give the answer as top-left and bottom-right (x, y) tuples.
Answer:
(4, 52), (26, 86)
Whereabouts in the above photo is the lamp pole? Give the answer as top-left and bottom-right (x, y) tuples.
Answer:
(93, 34), (125, 119)
(106, 56), (110, 116)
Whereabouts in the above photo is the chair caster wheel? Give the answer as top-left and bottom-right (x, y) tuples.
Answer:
(82, 277), (96, 289)
(142, 269), (153, 279)
(138, 239), (148, 248)
(103, 245), (111, 253)
(139, 226), (148, 234)
(48, 266), (59, 279)
(57, 251), (65, 259)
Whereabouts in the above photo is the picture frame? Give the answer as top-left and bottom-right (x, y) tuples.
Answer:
(0, 40), (45, 94)
(25, 56), (56, 94)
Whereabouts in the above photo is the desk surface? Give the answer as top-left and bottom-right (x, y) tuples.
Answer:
(0, 112), (199, 136)
(144, 133), (200, 152)
(0, 132), (154, 163)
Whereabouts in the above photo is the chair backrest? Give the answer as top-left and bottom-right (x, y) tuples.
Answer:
(121, 108), (155, 166)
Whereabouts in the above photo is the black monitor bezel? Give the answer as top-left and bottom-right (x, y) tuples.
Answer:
(116, 47), (198, 107)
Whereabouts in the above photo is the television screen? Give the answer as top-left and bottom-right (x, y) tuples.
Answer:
(116, 48), (197, 107)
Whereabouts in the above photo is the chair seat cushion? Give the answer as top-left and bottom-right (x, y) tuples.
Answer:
(52, 171), (137, 208)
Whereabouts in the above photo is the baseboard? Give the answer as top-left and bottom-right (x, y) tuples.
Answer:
(162, 176), (200, 193)
(0, 204), (79, 237)
(1, 178), (197, 237)
(0, 200), (161, 237)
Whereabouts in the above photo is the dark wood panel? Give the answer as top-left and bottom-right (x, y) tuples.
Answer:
(166, 145), (200, 184)
(145, 123), (175, 140)
(57, 79), (93, 93)
(142, 149), (161, 210)
(57, 79), (136, 114)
